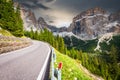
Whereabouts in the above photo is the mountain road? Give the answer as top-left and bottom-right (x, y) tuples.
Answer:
(0, 41), (51, 80)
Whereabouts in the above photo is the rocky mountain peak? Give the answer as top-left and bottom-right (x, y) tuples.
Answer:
(37, 17), (48, 29)
(67, 7), (120, 40)
(20, 4), (49, 31)
(73, 7), (106, 22)
(20, 5), (37, 31)
(38, 17), (47, 25)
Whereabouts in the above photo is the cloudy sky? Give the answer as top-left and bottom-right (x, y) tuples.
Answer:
(14, 0), (120, 27)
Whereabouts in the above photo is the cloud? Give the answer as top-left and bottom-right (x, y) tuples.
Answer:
(36, 3), (50, 10)
(54, 0), (120, 13)
(45, 0), (56, 3)
(20, 2), (50, 10)
(14, 0), (53, 10)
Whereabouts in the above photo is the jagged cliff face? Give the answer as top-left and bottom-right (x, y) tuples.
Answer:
(37, 17), (48, 30)
(20, 6), (63, 32)
(20, 5), (49, 31)
(20, 6), (37, 31)
(67, 7), (120, 40)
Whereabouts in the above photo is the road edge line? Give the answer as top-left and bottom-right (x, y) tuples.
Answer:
(36, 43), (51, 80)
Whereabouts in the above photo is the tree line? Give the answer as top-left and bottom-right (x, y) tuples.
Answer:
(25, 28), (120, 80)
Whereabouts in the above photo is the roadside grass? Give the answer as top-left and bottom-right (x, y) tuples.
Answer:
(21, 36), (27, 38)
(0, 28), (13, 36)
(54, 49), (93, 80)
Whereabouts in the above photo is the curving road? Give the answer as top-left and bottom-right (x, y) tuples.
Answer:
(0, 41), (51, 80)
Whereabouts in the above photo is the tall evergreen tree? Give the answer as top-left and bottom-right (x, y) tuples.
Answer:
(109, 45), (119, 80)
(0, 0), (23, 36)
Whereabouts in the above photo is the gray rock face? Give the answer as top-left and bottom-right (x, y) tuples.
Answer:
(67, 7), (120, 40)
(37, 17), (48, 30)
(109, 10), (120, 22)
(14, 2), (38, 31)
(20, 7), (37, 31)
(20, 5), (59, 32)
(20, 4), (49, 31)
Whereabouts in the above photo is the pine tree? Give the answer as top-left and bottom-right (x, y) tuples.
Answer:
(109, 45), (119, 80)
(30, 27), (34, 39)
(0, 0), (23, 36)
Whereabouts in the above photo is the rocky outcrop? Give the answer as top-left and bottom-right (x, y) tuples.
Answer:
(20, 5), (50, 31)
(67, 7), (120, 40)
(72, 7), (106, 22)
(20, 5), (38, 31)
(109, 10), (120, 22)
(37, 17), (48, 30)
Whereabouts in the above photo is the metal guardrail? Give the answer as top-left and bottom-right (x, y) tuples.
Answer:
(51, 48), (62, 80)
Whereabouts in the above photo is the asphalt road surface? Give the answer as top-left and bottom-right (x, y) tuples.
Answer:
(0, 41), (51, 80)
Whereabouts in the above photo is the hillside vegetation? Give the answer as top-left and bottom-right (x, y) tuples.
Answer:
(64, 35), (120, 80)
(0, 0), (23, 37)
(0, 28), (13, 36)
(0, 0), (31, 54)
(64, 35), (120, 53)
(25, 28), (120, 80)
(54, 49), (94, 80)
(64, 36), (97, 53)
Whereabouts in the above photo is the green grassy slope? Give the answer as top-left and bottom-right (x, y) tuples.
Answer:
(54, 49), (93, 80)
(0, 28), (13, 36)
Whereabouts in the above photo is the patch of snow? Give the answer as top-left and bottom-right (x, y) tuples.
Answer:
(75, 14), (108, 22)
(53, 32), (79, 38)
(94, 33), (114, 52)
(105, 22), (118, 28)
(104, 14), (110, 17)
(54, 31), (97, 40)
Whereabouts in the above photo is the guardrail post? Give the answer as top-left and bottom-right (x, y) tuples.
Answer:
(51, 48), (55, 80)
(53, 53), (56, 62)
(58, 69), (61, 80)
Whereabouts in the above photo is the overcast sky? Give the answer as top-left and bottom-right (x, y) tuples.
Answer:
(14, 0), (120, 27)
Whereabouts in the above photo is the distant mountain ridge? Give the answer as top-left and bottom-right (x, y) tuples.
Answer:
(19, 4), (120, 40)
(66, 7), (120, 40)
